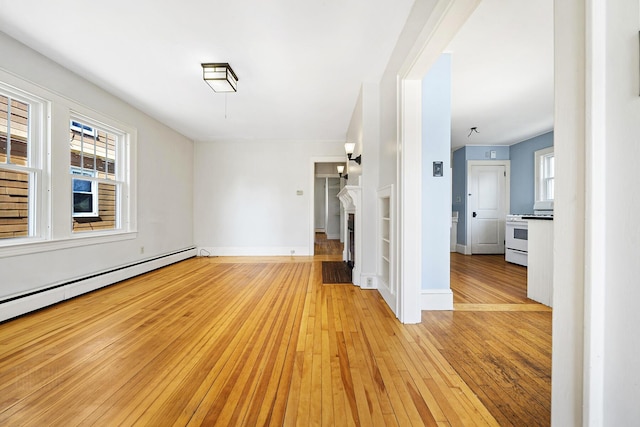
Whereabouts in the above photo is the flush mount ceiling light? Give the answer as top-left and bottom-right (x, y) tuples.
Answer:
(202, 63), (238, 93)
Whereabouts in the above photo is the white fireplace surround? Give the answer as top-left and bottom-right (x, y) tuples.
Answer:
(337, 185), (362, 287)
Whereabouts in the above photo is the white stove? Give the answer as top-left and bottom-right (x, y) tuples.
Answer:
(505, 215), (529, 266)
(505, 214), (553, 266)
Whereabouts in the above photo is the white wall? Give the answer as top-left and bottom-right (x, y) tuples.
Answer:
(554, 0), (640, 423)
(0, 32), (194, 303)
(600, 0), (640, 422)
(347, 83), (381, 282)
(378, 0), (440, 187)
(193, 139), (344, 256)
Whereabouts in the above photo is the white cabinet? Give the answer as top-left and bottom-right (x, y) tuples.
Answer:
(527, 219), (553, 306)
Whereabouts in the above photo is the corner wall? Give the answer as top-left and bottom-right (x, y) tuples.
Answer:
(509, 131), (554, 214)
(193, 139), (344, 256)
(0, 32), (194, 317)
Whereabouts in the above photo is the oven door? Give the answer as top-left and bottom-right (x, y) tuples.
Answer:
(506, 221), (528, 252)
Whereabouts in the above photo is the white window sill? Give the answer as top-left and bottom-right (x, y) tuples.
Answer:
(534, 200), (554, 211)
(0, 231), (137, 259)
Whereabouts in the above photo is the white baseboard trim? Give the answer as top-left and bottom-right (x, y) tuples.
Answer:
(456, 244), (471, 255)
(326, 233), (340, 240)
(0, 247), (197, 323)
(197, 246), (310, 257)
(377, 280), (397, 316)
(421, 289), (454, 311)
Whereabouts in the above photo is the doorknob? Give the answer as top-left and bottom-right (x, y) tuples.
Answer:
(473, 212), (477, 218)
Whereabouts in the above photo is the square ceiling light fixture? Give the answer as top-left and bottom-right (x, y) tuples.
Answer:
(202, 63), (238, 93)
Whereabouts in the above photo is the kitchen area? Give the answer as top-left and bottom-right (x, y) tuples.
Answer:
(452, 134), (555, 308)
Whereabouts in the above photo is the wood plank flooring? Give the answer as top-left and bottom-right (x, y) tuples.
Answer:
(427, 254), (552, 427)
(0, 253), (551, 426)
(314, 232), (344, 256)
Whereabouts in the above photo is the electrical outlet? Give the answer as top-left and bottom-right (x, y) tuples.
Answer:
(290, 250), (295, 255)
(366, 277), (373, 286)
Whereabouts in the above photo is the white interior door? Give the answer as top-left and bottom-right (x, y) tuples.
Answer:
(469, 164), (507, 254)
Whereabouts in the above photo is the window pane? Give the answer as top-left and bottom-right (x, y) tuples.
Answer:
(73, 178), (92, 193)
(98, 182), (117, 228)
(73, 192), (94, 213)
(9, 99), (29, 166)
(0, 95), (7, 162)
(546, 178), (554, 200)
(70, 120), (117, 180)
(95, 130), (117, 179)
(0, 169), (30, 239)
(1, 95), (29, 166)
(72, 182), (117, 233)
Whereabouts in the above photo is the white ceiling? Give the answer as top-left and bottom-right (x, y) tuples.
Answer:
(0, 0), (553, 149)
(447, 0), (554, 149)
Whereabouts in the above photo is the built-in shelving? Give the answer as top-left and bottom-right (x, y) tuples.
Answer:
(378, 186), (392, 292)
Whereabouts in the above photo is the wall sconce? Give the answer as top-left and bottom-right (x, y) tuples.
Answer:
(202, 63), (239, 92)
(344, 142), (362, 165)
(337, 164), (348, 180)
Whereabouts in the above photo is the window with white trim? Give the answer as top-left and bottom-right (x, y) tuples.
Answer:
(0, 85), (46, 241)
(0, 73), (136, 256)
(534, 146), (554, 211)
(69, 116), (122, 233)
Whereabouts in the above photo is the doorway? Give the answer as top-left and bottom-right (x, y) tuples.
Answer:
(309, 158), (346, 256)
(314, 176), (343, 256)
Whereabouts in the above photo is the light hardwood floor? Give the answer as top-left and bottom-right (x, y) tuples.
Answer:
(0, 252), (550, 426)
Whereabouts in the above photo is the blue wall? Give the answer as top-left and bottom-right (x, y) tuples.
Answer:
(509, 132), (554, 214)
(465, 145), (510, 160)
(422, 54), (451, 291)
(451, 131), (554, 246)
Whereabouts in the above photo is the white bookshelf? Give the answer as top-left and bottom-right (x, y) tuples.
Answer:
(377, 185), (394, 300)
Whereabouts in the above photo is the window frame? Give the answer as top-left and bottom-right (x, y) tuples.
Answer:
(534, 146), (554, 211)
(68, 111), (132, 235)
(0, 71), (137, 258)
(0, 81), (49, 244)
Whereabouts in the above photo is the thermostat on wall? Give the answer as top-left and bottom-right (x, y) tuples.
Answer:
(433, 161), (443, 177)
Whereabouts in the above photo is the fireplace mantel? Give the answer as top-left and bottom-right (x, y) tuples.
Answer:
(337, 185), (361, 212)
(337, 185), (362, 287)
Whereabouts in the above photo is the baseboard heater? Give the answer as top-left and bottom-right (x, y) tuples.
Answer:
(0, 246), (197, 323)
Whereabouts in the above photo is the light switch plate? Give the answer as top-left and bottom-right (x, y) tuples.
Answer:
(433, 161), (443, 177)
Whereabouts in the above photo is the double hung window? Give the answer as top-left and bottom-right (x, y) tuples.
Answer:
(1, 74), (135, 254)
(0, 85), (46, 241)
(534, 146), (554, 211)
(69, 117), (122, 232)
